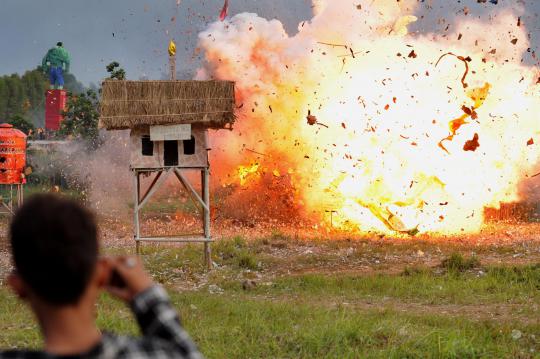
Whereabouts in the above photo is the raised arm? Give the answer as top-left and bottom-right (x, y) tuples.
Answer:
(131, 285), (203, 358)
(106, 257), (203, 359)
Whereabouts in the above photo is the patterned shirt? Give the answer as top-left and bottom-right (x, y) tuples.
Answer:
(0, 285), (204, 359)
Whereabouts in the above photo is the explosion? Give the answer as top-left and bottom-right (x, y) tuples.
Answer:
(197, 0), (540, 234)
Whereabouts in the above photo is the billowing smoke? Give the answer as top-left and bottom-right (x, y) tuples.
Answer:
(32, 131), (132, 219)
(67, 131), (132, 217)
(196, 0), (540, 234)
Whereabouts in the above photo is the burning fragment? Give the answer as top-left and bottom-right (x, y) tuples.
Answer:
(461, 105), (477, 119)
(463, 133), (480, 152)
(439, 83), (491, 153)
(359, 201), (419, 236)
(527, 138), (534, 146)
(237, 163), (260, 186)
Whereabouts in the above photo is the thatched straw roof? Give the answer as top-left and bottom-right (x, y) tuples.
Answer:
(100, 80), (236, 130)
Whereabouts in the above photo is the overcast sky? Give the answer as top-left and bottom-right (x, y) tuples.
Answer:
(0, 0), (312, 85)
(1, 0), (538, 86)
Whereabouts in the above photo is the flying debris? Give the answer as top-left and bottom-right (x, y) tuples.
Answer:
(463, 133), (480, 152)
(436, 52), (472, 89)
(306, 110), (317, 126)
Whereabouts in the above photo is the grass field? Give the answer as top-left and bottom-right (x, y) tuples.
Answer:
(0, 234), (539, 358)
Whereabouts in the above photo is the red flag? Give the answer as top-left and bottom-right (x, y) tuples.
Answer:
(219, 0), (229, 21)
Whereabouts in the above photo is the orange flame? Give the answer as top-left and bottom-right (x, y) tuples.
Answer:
(199, 0), (540, 234)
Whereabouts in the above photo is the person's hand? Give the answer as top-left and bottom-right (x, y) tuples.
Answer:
(105, 256), (154, 303)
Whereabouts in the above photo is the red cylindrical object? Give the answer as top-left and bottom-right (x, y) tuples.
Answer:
(45, 89), (67, 131)
(0, 123), (27, 184)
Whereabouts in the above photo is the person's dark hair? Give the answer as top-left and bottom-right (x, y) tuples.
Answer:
(9, 194), (98, 305)
(57, 42), (63, 47)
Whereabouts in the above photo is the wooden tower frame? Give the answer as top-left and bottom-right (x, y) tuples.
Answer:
(133, 165), (211, 269)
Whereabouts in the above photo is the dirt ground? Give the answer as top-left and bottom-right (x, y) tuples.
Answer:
(2, 216), (538, 284)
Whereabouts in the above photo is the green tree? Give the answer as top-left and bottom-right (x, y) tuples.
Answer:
(0, 78), (7, 120)
(60, 89), (101, 148)
(106, 62), (126, 80)
(5, 75), (25, 119)
(7, 114), (35, 135)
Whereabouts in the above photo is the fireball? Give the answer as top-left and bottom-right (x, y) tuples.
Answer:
(198, 0), (540, 234)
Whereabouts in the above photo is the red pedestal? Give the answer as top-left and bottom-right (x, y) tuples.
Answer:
(45, 89), (67, 131)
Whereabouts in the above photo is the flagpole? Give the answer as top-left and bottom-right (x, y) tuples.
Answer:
(169, 54), (176, 80)
(168, 39), (176, 80)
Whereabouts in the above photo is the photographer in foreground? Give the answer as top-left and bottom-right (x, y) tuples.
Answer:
(1, 194), (203, 358)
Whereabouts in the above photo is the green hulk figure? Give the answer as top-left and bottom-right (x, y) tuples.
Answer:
(42, 42), (71, 90)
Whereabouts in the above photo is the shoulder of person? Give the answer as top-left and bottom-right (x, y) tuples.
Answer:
(102, 333), (202, 359)
(0, 349), (45, 358)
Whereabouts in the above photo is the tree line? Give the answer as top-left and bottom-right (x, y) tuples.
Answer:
(0, 67), (85, 132)
(0, 62), (126, 150)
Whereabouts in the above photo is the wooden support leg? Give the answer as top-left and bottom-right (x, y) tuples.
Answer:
(203, 168), (212, 270)
(133, 171), (141, 255)
(17, 184), (23, 209)
(19, 184), (23, 207)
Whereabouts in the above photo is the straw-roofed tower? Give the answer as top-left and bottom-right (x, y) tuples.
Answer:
(100, 80), (235, 168)
(100, 79), (236, 269)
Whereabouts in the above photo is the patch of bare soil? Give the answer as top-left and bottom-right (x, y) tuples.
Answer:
(243, 293), (539, 326)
